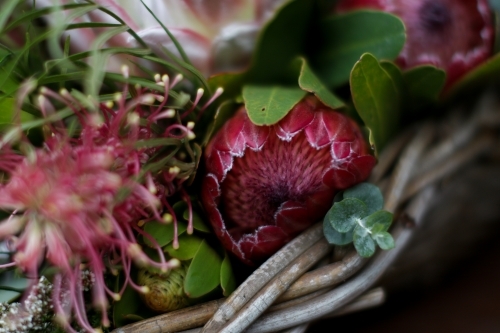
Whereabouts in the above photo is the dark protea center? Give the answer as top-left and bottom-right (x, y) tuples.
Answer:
(336, 0), (494, 88)
(201, 96), (376, 265)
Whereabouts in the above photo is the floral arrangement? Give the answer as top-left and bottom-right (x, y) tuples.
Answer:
(0, 0), (499, 332)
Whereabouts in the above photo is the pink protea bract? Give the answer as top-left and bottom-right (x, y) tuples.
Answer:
(336, 0), (494, 88)
(201, 96), (376, 265)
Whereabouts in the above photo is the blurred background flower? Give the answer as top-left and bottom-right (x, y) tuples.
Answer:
(33, 0), (288, 75)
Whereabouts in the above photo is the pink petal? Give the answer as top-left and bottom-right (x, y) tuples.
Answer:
(275, 96), (315, 141)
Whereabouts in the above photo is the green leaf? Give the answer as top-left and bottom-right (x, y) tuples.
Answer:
(0, 97), (35, 130)
(164, 234), (204, 260)
(249, 0), (314, 83)
(242, 85), (307, 125)
(326, 197), (368, 233)
(112, 285), (142, 328)
(372, 231), (395, 250)
(182, 210), (211, 233)
(343, 183), (383, 215)
(142, 221), (187, 248)
(323, 218), (353, 245)
(403, 65), (446, 108)
(0, 271), (29, 303)
(353, 225), (376, 257)
(380, 61), (406, 100)
(315, 10), (406, 87)
(184, 240), (222, 298)
(0, 0), (19, 32)
(350, 53), (400, 153)
(220, 253), (236, 297)
(294, 57), (344, 109)
(362, 210), (393, 233)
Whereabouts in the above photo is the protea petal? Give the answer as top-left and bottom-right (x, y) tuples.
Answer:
(202, 96), (376, 264)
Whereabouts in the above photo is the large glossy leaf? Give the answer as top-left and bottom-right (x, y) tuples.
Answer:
(315, 10), (405, 87)
(350, 53), (400, 153)
(403, 65), (445, 108)
(294, 57), (344, 109)
(242, 85), (306, 125)
(184, 240), (222, 298)
(220, 253), (236, 297)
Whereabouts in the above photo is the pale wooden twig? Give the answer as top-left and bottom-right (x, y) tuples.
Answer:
(216, 239), (332, 333)
(383, 123), (434, 212)
(276, 251), (366, 303)
(200, 223), (324, 333)
(113, 299), (225, 333)
(324, 287), (385, 318)
(173, 288), (386, 333)
(243, 186), (434, 333)
(369, 126), (416, 183)
(403, 134), (495, 202)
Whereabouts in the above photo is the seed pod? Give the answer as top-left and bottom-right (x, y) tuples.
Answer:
(137, 263), (190, 312)
(201, 96), (376, 265)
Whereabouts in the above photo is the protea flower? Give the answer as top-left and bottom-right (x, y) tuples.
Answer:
(33, 0), (287, 75)
(336, 0), (494, 88)
(0, 68), (217, 331)
(201, 96), (376, 265)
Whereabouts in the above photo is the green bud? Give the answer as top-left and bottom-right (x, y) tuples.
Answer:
(137, 263), (190, 312)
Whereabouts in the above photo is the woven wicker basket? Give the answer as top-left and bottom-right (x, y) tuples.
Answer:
(112, 91), (500, 333)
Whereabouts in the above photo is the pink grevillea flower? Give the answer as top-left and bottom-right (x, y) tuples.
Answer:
(201, 96), (376, 265)
(336, 0), (494, 88)
(34, 0), (287, 75)
(0, 70), (216, 331)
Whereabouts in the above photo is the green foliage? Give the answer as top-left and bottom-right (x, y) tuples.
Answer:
(314, 10), (405, 87)
(294, 57), (344, 109)
(350, 53), (400, 153)
(220, 253), (236, 297)
(184, 240), (222, 298)
(323, 183), (395, 258)
(242, 85), (306, 125)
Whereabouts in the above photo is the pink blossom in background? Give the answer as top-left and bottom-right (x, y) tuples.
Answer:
(33, 0), (288, 75)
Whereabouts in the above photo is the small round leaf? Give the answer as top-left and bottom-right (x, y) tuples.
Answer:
(326, 198), (368, 233)
(363, 210), (393, 233)
(373, 231), (395, 250)
(353, 226), (376, 258)
(343, 183), (384, 214)
(323, 219), (353, 245)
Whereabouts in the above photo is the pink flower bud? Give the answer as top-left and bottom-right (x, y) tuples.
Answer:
(201, 96), (376, 265)
(336, 0), (495, 88)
